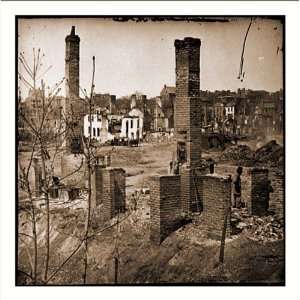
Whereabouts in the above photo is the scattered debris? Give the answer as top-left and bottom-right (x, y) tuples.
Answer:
(220, 144), (254, 166)
(220, 140), (284, 167)
(254, 140), (284, 167)
(230, 208), (284, 243)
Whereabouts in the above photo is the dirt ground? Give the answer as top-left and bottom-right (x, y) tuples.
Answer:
(17, 140), (285, 285)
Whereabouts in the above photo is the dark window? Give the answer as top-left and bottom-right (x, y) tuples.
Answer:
(93, 128), (96, 137)
(97, 128), (100, 137)
(131, 119), (133, 128)
(126, 120), (129, 135)
(137, 119), (139, 128)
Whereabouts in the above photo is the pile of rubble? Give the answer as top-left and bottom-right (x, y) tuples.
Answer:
(220, 145), (255, 166)
(220, 140), (284, 168)
(254, 140), (284, 167)
(231, 208), (284, 243)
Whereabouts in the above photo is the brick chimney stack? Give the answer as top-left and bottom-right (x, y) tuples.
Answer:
(174, 37), (202, 168)
(65, 26), (80, 99)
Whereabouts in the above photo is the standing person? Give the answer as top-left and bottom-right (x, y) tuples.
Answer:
(173, 160), (180, 175)
(207, 158), (215, 174)
(232, 166), (243, 208)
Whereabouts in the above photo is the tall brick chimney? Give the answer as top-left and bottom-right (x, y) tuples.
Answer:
(65, 26), (80, 99)
(174, 37), (202, 168)
(63, 26), (83, 154)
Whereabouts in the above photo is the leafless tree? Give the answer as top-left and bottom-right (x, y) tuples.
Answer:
(18, 48), (66, 283)
(18, 51), (137, 285)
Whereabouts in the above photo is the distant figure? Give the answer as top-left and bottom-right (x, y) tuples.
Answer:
(232, 166), (243, 208)
(130, 192), (138, 211)
(207, 158), (215, 174)
(169, 161), (173, 174)
(173, 160), (180, 175)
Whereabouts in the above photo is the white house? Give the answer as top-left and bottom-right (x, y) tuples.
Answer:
(83, 113), (114, 143)
(120, 108), (144, 140)
(225, 102), (235, 120)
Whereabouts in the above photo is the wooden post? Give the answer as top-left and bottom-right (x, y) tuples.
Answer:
(219, 204), (230, 264)
(114, 257), (118, 284)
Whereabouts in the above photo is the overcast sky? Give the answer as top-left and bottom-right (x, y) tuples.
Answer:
(18, 17), (283, 99)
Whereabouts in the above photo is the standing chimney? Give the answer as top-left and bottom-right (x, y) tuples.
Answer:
(65, 26), (80, 100)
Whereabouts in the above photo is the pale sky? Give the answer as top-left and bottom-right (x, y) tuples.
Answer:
(18, 17), (283, 98)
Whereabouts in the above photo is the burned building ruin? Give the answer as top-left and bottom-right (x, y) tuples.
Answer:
(149, 37), (276, 245)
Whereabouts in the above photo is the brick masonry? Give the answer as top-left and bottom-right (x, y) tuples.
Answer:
(150, 175), (182, 245)
(248, 168), (269, 216)
(269, 168), (284, 217)
(91, 165), (104, 207)
(180, 165), (209, 213)
(96, 167), (126, 220)
(64, 26), (85, 153)
(199, 174), (232, 240)
(65, 26), (80, 100)
(174, 37), (202, 168)
(215, 164), (280, 216)
(215, 164), (252, 206)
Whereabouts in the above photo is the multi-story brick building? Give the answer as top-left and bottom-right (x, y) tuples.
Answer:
(160, 85), (176, 129)
(93, 93), (116, 114)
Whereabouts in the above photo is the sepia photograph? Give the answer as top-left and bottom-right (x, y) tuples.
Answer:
(16, 16), (285, 286)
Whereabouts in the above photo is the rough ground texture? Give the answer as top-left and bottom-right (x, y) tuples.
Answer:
(18, 195), (284, 285)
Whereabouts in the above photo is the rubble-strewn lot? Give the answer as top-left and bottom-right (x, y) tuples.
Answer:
(18, 140), (284, 285)
(231, 208), (284, 242)
(219, 140), (284, 167)
(18, 196), (284, 284)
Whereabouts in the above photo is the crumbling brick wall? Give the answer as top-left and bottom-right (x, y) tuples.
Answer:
(248, 168), (269, 216)
(112, 168), (126, 213)
(215, 164), (252, 206)
(269, 168), (284, 217)
(91, 165), (104, 207)
(200, 174), (232, 240)
(100, 167), (126, 220)
(215, 165), (278, 217)
(180, 165), (208, 213)
(150, 175), (181, 245)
